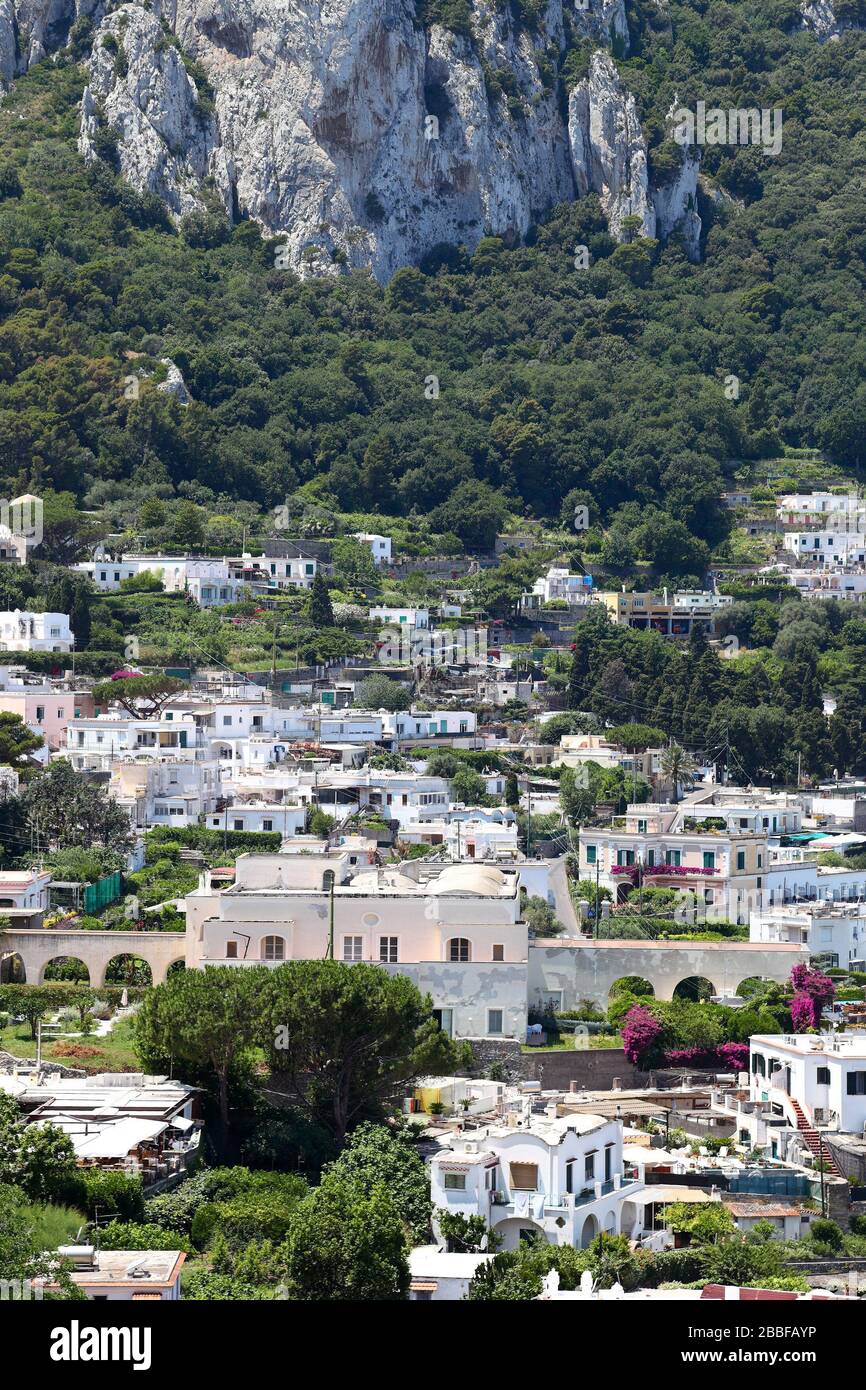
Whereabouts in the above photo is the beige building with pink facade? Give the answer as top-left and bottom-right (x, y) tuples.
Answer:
(184, 853), (529, 1040)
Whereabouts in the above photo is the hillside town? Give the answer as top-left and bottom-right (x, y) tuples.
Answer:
(2, 478), (866, 1315)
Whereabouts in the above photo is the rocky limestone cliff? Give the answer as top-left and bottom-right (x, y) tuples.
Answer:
(2, 0), (705, 278)
(801, 1), (863, 39)
(568, 54), (700, 258)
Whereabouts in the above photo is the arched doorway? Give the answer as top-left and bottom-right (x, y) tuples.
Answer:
(42, 957), (90, 984)
(493, 1218), (548, 1252)
(104, 955), (153, 988)
(580, 1213), (599, 1249)
(673, 976), (716, 1002)
(603, 1210), (617, 1235)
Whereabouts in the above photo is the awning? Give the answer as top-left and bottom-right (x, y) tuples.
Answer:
(631, 1186), (717, 1205)
(410, 1281), (438, 1293)
(169, 1116), (195, 1132)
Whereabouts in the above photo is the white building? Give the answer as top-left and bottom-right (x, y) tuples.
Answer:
(110, 758), (223, 829)
(370, 605), (429, 629)
(37, 1248), (185, 1301)
(206, 802), (307, 837)
(252, 546), (318, 590)
(384, 708), (476, 743)
(0, 611), (72, 653)
(354, 532), (392, 565)
(430, 1107), (644, 1252)
(0, 868), (51, 925)
(750, 1032), (866, 1141)
(777, 492), (865, 526)
(78, 556), (242, 606)
(521, 568), (594, 611)
(750, 902), (866, 969)
(783, 531), (866, 565)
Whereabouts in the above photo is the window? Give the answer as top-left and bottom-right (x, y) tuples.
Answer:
(226, 941), (238, 959)
(703, 851), (715, 870)
(262, 936), (285, 961)
(443, 1173), (466, 1190)
(586, 845), (597, 865)
(263, 819), (273, 832)
(492, 944), (504, 962)
(222, 716), (232, 726)
(565, 1159), (576, 1194)
(379, 936), (398, 963)
(508, 1162), (538, 1191)
(343, 936), (363, 963)
(448, 937), (470, 962)
(233, 819), (243, 831)
(664, 850), (681, 867)
(35, 706), (45, 722)
(584, 1152), (596, 1182)
(846, 1071), (866, 1095)
(816, 1066), (831, 1086)
(487, 1009), (503, 1036)
(737, 850), (746, 870)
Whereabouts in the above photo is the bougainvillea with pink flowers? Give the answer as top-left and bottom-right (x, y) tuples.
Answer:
(664, 1043), (749, 1070)
(622, 1005), (665, 1066)
(789, 963), (835, 1031)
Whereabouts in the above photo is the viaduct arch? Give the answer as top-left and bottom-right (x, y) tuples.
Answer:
(2, 930), (187, 988)
(528, 940), (809, 1011)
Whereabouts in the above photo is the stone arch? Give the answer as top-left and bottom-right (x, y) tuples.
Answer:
(494, 1218), (547, 1252)
(103, 955), (153, 988)
(736, 975), (768, 999)
(166, 959), (186, 979)
(40, 957), (91, 984)
(0, 951), (26, 984)
(673, 975), (716, 1002)
(608, 975), (655, 1000)
(580, 1212), (599, 1249)
(603, 1210), (617, 1234)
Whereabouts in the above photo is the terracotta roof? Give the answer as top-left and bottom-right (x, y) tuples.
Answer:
(723, 1200), (803, 1218)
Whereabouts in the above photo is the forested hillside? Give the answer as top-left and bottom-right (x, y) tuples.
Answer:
(0, 2), (865, 548)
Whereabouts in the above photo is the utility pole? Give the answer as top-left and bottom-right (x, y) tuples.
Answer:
(326, 873), (335, 960)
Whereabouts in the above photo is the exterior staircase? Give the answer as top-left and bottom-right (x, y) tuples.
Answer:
(789, 1099), (844, 1177)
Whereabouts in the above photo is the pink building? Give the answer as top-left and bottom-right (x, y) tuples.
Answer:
(0, 688), (95, 752)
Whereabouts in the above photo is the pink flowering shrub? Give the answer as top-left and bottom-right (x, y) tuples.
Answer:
(664, 1043), (749, 1070)
(622, 1005), (664, 1066)
(789, 964), (835, 1032)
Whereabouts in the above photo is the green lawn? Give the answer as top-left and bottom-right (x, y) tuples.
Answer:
(521, 1035), (623, 1054)
(0, 1014), (141, 1072)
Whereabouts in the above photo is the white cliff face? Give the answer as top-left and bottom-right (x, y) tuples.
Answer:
(2, 0), (705, 278)
(567, 49), (651, 240)
(801, 1), (861, 39)
(567, 51), (700, 259)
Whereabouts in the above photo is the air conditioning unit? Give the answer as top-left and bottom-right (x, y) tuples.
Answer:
(464, 1141), (478, 1155)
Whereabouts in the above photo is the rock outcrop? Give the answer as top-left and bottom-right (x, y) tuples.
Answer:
(2, 0), (706, 278)
(801, 1), (863, 39)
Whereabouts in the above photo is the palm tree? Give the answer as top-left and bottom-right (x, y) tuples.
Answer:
(660, 744), (697, 804)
